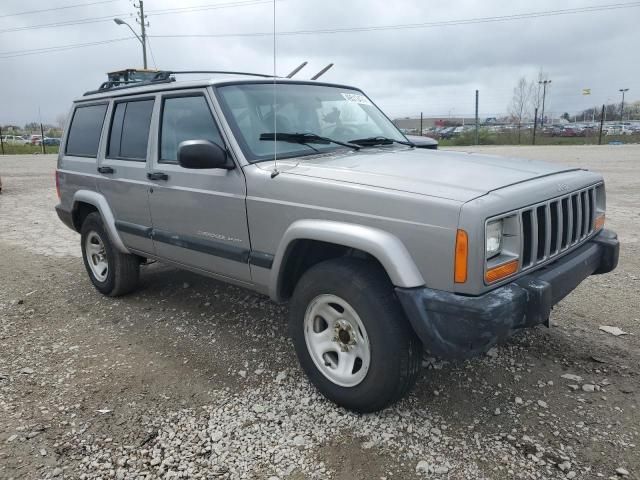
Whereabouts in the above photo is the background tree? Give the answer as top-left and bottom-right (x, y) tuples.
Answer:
(508, 76), (531, 144)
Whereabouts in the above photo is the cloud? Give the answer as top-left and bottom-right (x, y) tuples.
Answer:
(1, 0), (638, 125)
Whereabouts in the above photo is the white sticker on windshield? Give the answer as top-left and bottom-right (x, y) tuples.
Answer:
(341, 93), (373, 106)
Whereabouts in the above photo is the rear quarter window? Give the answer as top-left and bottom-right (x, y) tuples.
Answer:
(65, 103), (108, 157)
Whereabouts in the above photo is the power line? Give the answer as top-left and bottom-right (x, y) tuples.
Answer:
(149, 1), (640, 39)
(0, 37), (134, 59)
(0, 0), (119, 19)
(0, 0), (275, 34)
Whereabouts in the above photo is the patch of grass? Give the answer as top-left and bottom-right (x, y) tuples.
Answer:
(0, 144), (59, 155)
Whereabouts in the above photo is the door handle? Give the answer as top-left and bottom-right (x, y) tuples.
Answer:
(97, 166), (115, 174)
(147, 172), (169, 181)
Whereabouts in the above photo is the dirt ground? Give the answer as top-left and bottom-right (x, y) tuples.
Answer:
(0, 145), (638, 480)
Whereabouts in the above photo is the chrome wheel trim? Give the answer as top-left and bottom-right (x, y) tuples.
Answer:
(85, 231), (108, 282)
(303, 294), (371, 387)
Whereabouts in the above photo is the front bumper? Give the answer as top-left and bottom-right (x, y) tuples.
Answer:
(395, 229), (619, 359)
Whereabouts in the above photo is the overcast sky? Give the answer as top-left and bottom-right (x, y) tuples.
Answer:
(1, 0), (639, 126)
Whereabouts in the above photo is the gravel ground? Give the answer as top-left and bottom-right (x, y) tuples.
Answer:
(0, 146), (638, 480)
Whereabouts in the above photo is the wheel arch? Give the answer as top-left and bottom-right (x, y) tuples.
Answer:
(269, 220), (425, 301)
(71, 190), (130, 254)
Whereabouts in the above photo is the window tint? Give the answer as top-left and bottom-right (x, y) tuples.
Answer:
(160, 95), (222, 163)
(65, 104), (107, 157)
(107, 99), (154, 160)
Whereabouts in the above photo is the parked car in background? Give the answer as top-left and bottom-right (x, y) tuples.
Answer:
(1, 135), (23, 145)
(43, 137), (61, 146)
(30, 135), (43, 145)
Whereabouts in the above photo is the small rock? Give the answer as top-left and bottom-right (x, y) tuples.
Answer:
(561, 373), (583, 382)
(537, 400), (548, 408)
(275, 371), (286, 383)
(292, 435), (305, 446)
(210, 431), (223, 442)
(486, 347), (498, 358)
(568, 384), (580, 391)
(558, 461), (571, 471)
(150, 458), (161, 466)
(434, 466), (450, 475)
(515, 397), (523, 405)
(615, 467), (629, 476)
(6, 434), (17, 443)
(238, 370), (246, 378)
(253, 404), (266, 413)
(416, 460), (430, 474)
(566, 472), (576, 479)
(39, 448), (47, 456)
(494, 408), (501, 416)
(20, 367), (34, 375)
(52, 468), (63, 477)
(582, 384), (596, 392)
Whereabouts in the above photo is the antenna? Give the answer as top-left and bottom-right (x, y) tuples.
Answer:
(311, 63), (333, 80)
(271, 0), (279, 178)
(286, 61), (307, 78)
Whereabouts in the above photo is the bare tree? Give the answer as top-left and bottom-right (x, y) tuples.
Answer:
(509, 76), (532, 144)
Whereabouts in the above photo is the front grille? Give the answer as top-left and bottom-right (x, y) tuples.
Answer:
(520, 185), (597, 269)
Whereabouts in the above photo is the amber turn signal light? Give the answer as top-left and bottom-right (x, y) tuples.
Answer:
(485, 259), (518, 284)
(593, 213), (605, 231)
(454, 229), (468, 283)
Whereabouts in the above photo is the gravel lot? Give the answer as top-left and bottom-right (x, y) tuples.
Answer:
(1, 145), (638, 480)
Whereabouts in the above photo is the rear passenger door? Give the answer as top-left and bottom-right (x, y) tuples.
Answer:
(146, 90), (251, 283)
(97, 96), (155, 255)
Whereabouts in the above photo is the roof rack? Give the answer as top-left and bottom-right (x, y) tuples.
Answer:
(83, 69), (276, 96)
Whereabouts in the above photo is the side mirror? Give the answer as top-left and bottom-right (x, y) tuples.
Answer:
(177, 140), (234, 169)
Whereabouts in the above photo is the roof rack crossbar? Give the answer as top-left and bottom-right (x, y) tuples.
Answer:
(157, 70), (276, 79)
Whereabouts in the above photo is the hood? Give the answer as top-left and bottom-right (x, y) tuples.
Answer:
(282, 147), (581, 202)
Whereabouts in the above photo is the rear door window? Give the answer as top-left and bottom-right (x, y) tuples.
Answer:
(107, 99), (154, 161)
(65, 103), (108, 157)
(159, 95), (223, 164)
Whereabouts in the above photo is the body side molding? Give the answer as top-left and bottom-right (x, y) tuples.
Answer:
(269, 219), (425, 300)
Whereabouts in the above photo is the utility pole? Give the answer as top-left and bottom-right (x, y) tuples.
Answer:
(598, 104), (605, 145)
(532, 107), (538, 145)
(539, 79), (551, 128)
(40, 123), (46, 154)
(113, 1), (148, 69)
(419, 112), (423, 136)
(619, 88), (629, 121)
(474, 89), (479, 145)
(137, 1), (148, 69)
(0, 126), (5, 155)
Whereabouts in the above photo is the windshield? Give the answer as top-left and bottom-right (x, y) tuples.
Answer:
(216, 83), (407, 162)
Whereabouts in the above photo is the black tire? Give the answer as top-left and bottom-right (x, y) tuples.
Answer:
(80, 212), (140, 296)
(288, 258), (422, 412)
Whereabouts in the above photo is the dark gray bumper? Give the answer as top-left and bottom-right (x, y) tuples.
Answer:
(395, 229), (619, 359)
(55, 204), (75, 231)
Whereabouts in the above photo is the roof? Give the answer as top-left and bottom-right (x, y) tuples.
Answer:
(76, 74), (361, 102)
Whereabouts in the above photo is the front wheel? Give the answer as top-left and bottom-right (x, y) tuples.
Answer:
(289, 258), (422, 412)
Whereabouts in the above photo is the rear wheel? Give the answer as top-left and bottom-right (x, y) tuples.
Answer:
(289, 258), (422, 412)
(80, 212), (140, 296)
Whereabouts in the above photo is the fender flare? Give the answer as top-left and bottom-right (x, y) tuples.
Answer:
(269, 219), (425, 300)
(72, 190), (130, 254)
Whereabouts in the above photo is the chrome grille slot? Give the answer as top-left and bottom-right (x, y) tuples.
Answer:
(519, 185), (597, 271)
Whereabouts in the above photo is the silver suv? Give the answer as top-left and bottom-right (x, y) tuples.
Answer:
(55, 71), (619, 412)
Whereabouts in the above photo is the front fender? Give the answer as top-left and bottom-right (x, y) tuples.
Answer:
(72, 190), (130, 254)
(269, 219), (425, 300)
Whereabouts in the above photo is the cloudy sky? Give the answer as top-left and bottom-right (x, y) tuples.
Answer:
(1, 0), (639, 126)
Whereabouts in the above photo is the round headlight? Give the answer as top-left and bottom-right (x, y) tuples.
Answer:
(486, 220), (503, 258)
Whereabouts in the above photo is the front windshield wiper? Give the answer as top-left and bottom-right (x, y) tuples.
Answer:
(348, 136), (415, 147)
(259, 132), (360, 151)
